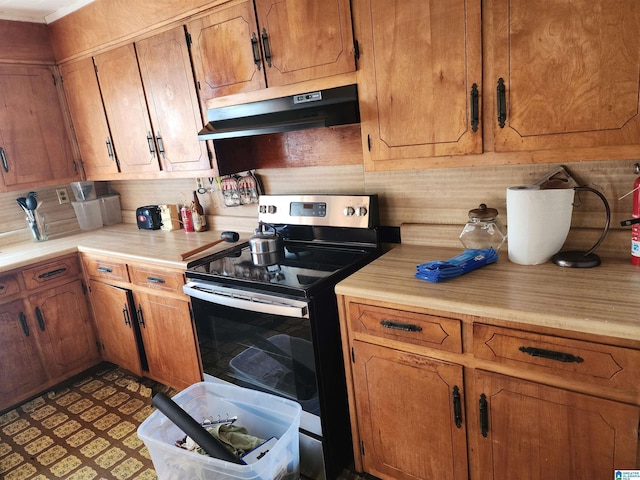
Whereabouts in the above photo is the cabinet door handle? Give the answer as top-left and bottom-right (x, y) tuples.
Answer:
(251, 32), (262, 70)
(470, 83), (479, 132)
(97, 266), (113, 273)
(19, 312), (30, 337)
(155, 131), (165, 158)
(0, 146), (8, 172)
(380, 319), (422, 332)
(137, 305), (145, 328)
(452, 385), (463, 428)
(146, 132), (156, 157)
(106, 138), (115, 160)
(518, 346), (584, 363)
(261, 28), (272, 68)
(479, 393), (489, 437)
(122, 305), (131, 326)
(35, 307), (46, 331)
(38, 267), (67, 279)
(147, 276), (166, 284)
(496, 78), (506, 128)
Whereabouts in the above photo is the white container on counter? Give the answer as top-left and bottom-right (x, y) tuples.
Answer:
(98, 194), (122, 225)
(72, 199), (103, 230)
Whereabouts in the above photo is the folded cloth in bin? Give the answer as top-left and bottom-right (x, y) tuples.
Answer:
(415, 248), (498, 283)
(186, 424), (265, 458)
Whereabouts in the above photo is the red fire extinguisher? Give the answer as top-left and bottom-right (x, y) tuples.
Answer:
(621, 164), (640, 266)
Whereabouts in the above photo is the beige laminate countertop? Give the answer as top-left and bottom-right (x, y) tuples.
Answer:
(0, 224), (252, 272)
(335, 244), (640, 344)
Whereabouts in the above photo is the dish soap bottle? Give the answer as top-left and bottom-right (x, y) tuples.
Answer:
(459, 203), (507, 250)
(191, 191), (207, 232)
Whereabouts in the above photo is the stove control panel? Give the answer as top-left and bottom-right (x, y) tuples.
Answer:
(258, 194), (378, 228)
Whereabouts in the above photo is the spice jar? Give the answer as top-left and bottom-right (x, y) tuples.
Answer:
(459, 203), (507, 250)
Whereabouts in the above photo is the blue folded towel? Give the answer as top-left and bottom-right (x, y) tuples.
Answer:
(415, 248), (498, 283)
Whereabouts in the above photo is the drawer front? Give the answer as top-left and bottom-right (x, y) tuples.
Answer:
(22, 256), (81, 290)
(128, 265), (184, 293)
(83, 256), (129, 282)
(0, 274), (20, 297)
(473, 323), (640, 393)
(349, 303), (462, 353)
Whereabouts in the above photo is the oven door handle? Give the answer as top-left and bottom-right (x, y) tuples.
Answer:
(183, 282), (309, 318)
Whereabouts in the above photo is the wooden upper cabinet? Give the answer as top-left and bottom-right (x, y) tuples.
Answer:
(355, 0), (483, 171)
(487, 0), (640, 152)
(0, 64), (79, 188)
(188, 1), (266, 102)
(253, 0), (356, 87)
(136, 26), (210, 172)
(188, 0), (356, 105)
(60, 58), (118, 179)
(94, 44), (160, 174)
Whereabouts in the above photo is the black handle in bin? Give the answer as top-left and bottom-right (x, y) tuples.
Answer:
(152, 392), (245, 465)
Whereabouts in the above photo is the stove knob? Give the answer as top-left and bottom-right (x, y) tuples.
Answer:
(343, 206), (355, 216)
(355, 206), (368, 216)
(267, 205), (277, 214)
(259, 205), (267, 213)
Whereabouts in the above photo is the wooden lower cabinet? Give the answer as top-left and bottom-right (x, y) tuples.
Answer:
(0, 256), (100, 412)
(341, 298), (640, 479)
(88, 279), (143, 375)
(133, 291), (201, 390)
(470, 370), (639, 479)
(83, 255), (202, 391)
(351, 340), (468, 480)
(0, 299), (48, 409)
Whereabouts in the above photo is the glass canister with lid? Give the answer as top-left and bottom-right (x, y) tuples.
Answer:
(459, 203), (507, 250)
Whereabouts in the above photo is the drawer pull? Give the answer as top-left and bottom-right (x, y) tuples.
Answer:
(147, 276), (166, 284)
(479, 393), (489, 437)
(38, 267), (67, 279)
(452, 385), (462, 428)
(97, 266), (113, 273)
(137, 305), (146, 328)
(19, 312), (30, 337)
(519, 346), (584, 363)
(380, 320), (423, 332)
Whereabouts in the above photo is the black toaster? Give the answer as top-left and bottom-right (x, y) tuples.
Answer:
(136, 205), (162, 230)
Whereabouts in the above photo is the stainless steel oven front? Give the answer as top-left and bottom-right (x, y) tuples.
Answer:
(184, 280), (352, 480)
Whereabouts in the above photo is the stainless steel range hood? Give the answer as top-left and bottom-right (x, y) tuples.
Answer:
(198, 84), (359, 141)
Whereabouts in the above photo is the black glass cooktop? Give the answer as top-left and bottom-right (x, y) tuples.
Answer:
(186, 242), (375, 297)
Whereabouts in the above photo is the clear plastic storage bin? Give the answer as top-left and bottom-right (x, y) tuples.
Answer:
(70, 181), (96, 201)
(137, 382), (301, 480)
(72, 199), (103, 230)
(99, 194), (122, 225)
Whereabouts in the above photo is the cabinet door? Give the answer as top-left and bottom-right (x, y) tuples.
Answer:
(254, 0), (356, 87)
(351, 340), (468, 480)
(355, 0), (482, 171)
(188, 1), (266, 102)
(61, 58), (119, 178)
(471, 370), (640, 479)
(94, 44), (160, 173)
(133, 291), (201, 390)
(136, 27), (210, 172)
(87, 279), (142, 375)
(27, 280), (99, 379)
(0, 64), (78, 187)
(0, 300), (47, 410)
(488, 0), (640, 152)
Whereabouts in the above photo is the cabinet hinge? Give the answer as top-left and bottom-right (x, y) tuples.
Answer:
(81, 281), (87, 295)
(185, 30), (192, 48)
(360, 440), (365, 456)
(94, 63), (98, 74)
(367, 134), (371, 151)
(353, 39), (360, 60)
(351, 347), (355, 363)
(51, 73), (57, 86)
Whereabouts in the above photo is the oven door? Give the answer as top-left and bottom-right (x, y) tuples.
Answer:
(184, 281), (320, 428)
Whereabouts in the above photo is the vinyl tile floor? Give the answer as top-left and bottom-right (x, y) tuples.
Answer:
(0, 363), (372, 480)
